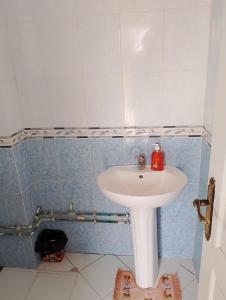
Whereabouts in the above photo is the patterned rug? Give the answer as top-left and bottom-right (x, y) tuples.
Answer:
(113, 269), (182, 300)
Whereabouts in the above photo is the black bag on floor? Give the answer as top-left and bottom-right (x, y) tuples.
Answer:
(35, 229), (68, 259)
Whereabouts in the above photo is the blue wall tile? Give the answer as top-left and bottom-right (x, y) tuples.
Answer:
(61, 179), (126, 213)
(26, 139), (58, 180)
(22, 188), (37, 223)
(43, 221), (133, 255)
(0, 194), (27, 225)
(159, 184), (197, 225)
(0, 136), (204, 268)
(30, 180), (63, 211)
(0, 236), (37, 268)
(13, 141), (32, 192)
(0, 149), (20, 194)
(61, 180), (94, 212)
(74, 139), (93, 179)
(89, 138), (126, 176)
(55, 139), (77, 179)
(124, 137), (161, 165)
(158, 221), (196, 258)
(162, 137), (202, 185)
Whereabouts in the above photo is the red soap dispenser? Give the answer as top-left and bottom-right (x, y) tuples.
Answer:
(151, 143), (164, 171)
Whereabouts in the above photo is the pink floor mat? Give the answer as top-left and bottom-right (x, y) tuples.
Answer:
(113, 269), (182, 300)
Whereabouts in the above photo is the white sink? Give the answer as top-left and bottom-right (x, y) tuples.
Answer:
(97, 165), (187, 288)
(97, 165), (187, 208)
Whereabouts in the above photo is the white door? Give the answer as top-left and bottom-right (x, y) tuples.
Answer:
(198, 1), (226, 299)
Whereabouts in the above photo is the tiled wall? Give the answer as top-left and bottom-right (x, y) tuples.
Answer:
(0, 0), (210, 135)
(0, 136), (202, 268)
(0, 147), (37, 267)
(193, 139), (211, 275)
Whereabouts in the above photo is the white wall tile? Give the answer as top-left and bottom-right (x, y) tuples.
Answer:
(121, 11), (163, 74)
(78, 15), (121, 75)
(0, 0), (7, 23)
(84, 74), (124, 127)
(124, 72), (166, 126)
(39, 19), (82, 77)
(120, 0), (164, 12)
(34, 0), (77, 20)
(16, 73), (51, 128)
(0, 79), (23, 136)
(46, 77), (87, 127)
(164, 7), (210, 71)
(0, 23), (22, 135)
(0, 24), (14, 82)
(75, 0), (119, 17)
(0, 1), (211, 133)
(164, 70), (206, 125)
(7, 22), (42, 77)
(164, 0), (210, 9)
(4, 0), (34, 22)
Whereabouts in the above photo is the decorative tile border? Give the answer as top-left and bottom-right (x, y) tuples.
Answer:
(124, 126), (203, 137)
(202, 126), (212, 146)
(0, 129), (25, 148)
(0, 126), (205, 148)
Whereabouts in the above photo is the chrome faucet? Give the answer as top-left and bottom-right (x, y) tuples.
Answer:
(136, 154), (146, 170)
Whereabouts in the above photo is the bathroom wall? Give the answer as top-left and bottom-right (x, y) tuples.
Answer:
(0, 0), (212, 268)
(0, 0), (210, 133)
(0, 133), (202, 267)
(0, 146), (37, 267)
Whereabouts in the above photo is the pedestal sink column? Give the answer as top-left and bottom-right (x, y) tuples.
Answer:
(130, 207), (158, 288)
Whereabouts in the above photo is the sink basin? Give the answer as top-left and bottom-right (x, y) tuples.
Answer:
(97, 165), (187, 288)
(97, 165), (187, 208)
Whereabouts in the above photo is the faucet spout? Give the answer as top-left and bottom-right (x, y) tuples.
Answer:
(136, 154), (146, 170)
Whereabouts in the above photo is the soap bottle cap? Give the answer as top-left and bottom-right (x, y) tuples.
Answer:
(154, 143), (161, 151)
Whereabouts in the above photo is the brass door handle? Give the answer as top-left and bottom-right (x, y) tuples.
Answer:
(193, 177), (215, 241)
(193, 199), (210, 223)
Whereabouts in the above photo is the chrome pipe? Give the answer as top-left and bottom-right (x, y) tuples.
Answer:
(0, 203), (130, 237)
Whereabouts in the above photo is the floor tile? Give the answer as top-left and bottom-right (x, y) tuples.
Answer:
(173, 258), (196, 274)
(117, 255), (135, 271)
(3, 267), (37, 272)
(0, 269), (37, 300)
(38, 256), (74, 273)
(117, 257), (196, 291)
(80, 255), (126, 298)
(177, 265), (196, 290)
(103, 290), (114, 300)
(157, 258), (195, 290)
(70, 274), (101, 300)
(158, 258), (179, 276)
(182, 278), (198, 300)
(25, 272), (77, 300)
(66, 252), (103, 271)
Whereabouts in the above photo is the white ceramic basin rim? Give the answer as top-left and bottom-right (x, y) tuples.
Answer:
(97, 165), (187, 208)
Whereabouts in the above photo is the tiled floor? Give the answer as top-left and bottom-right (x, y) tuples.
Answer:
(0, 253), (198, 300)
